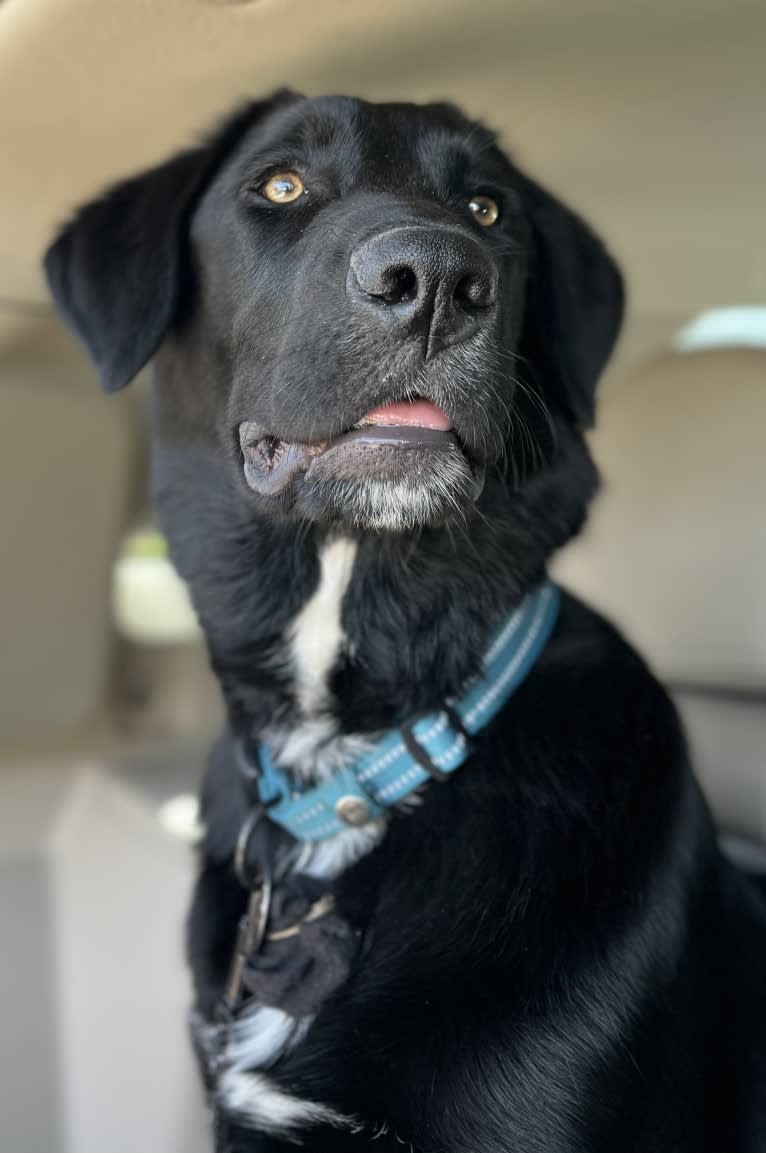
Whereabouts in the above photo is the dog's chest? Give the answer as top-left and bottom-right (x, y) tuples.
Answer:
(211, 537), (392, 1132)
(289, 536), (357, 717)
(270, 537), (360, 776)
(275, 532), (387, 931)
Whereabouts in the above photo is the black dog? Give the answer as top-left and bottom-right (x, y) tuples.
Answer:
(46, 92), (766, 1152)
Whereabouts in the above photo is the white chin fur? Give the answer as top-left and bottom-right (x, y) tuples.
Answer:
(311, 455), (474, 532)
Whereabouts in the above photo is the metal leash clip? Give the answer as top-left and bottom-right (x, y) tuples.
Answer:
(217, 807), (273, 1021)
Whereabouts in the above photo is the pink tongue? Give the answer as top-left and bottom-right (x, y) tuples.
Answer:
(363, 400), (452, 431)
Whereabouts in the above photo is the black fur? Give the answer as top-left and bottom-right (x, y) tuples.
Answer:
(45, 93), (766, 1152)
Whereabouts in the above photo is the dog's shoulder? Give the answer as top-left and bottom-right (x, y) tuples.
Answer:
(509, 586), (688, 778)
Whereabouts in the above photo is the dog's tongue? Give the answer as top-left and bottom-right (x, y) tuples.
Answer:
(363, 400), (452, 431)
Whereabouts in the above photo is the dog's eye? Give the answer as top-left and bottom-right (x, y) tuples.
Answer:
(262, 172), (305, 204)
(468, 194), (500, 227)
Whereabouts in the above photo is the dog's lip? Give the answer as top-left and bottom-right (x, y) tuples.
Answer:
(237, 398), (484, 499)
(332, 424), (456, 450)
(238, 422), (460, 496)
(239, 398), (453, 452)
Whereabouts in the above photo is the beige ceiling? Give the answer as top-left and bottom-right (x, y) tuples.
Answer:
(2, 0), (764, 369)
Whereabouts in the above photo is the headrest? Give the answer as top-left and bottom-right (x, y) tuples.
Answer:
(555, 348), (766, 693)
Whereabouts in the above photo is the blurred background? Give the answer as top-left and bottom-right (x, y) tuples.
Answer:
(1, 1), (764, 1150)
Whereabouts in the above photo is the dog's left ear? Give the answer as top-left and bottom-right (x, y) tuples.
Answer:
(44, 92), (298, 392)
(518, 175), (625, 428)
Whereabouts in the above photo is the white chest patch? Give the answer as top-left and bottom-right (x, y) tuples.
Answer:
(217, 538), (383, 1136)
(289, 537), (358, 718)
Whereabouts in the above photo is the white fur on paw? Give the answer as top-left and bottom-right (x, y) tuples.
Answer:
(219, 1068), (358, 1136)
(225, 1005), (307, 1070)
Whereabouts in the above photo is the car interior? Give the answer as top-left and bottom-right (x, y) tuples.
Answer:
(1, 1), (764, 1150)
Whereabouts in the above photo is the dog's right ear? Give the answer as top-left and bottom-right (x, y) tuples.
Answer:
(44, 148), (211, 393)
(44, 93), (298, 392)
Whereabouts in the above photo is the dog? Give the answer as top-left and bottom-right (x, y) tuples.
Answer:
(45, 91), (766, 1152)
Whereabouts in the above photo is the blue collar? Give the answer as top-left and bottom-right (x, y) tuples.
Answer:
(250, 581), (560, 842)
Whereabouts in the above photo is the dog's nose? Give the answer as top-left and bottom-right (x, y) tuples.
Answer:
(348, 226), (497, 359)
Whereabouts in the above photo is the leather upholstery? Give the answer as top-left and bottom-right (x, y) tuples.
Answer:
(556, 348), (766, 841)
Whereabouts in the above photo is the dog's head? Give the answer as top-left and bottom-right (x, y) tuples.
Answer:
(45, 92), (623, 535)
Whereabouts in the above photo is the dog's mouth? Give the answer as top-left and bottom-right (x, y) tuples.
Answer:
(238, 399), (485, 504)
